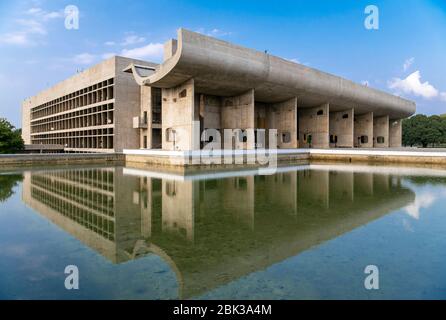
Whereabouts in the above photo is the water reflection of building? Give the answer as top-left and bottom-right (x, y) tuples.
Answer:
(22, 165), (415, 298)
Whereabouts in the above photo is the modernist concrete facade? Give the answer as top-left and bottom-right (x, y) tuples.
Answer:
(22, 28), (416, 153)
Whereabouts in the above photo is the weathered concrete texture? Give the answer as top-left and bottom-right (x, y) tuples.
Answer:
(221, 89), (255, 149)
(298, 103), (329, 149)
(139, 86), (152, 149)
(270, 97), (298, 149)
(329, 109), (354, 148)
(389, 119), (402, 148)
(373, 115), (389, 148)
(114, 57), (146, 152)
(354, 112), (374, 148)
(162, 79), (199, 151)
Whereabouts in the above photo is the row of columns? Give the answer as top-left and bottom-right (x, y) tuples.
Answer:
(154, 79), (402, 151)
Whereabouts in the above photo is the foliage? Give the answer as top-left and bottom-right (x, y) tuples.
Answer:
(0, 118), (24, 154)
(0, 174), (23, 202)
(402, 114), (446, 148)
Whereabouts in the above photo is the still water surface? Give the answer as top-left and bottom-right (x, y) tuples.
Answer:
(1, 164), (446, 299)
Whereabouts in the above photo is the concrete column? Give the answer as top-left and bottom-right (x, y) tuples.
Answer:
(221, 89), (255, 149)
(269, 97), (298, 149)
(298, 103), (329, 149)
(373, 115), (389, 148)
(329, 108), (354, 148)
(139, 86), (152, 149)
(161, 78), (198, 151)
(389, 119), (402, 148)
(354, 112), (373, 148)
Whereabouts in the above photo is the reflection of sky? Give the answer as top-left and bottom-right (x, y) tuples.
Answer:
(201, 188), (446, 300)
(2, 172), (446, 299)
(402, 181), (446, 220)
(0, 185), (178, 300)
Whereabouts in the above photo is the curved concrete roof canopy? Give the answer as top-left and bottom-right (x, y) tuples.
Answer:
(126, 28), (416, 119)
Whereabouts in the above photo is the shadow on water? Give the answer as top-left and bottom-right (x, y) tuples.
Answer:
(12, 164), (426, 298)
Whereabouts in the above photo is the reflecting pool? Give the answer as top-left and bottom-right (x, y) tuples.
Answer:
(1, 164), (446, 299)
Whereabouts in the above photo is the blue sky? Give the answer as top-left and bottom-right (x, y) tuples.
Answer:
(1, 0), (445, 127)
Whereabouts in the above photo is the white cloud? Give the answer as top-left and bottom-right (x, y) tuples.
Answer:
(403, 57), (415, 71)
(441, 92), (446, 102)
(104, 41), (116, 46)
(73, 53), (96, 65)
(361, 80), (370, 87)
(388, 71), (439, 99)
(196, 28), (232, 37)
(120, 43), (164, 60)
(101, 52), (116, 60)
(0, 6), (63, 46)
(0, 33), (29, 45)
(121, 35), (146, 46)
(404, 192), (436, 220)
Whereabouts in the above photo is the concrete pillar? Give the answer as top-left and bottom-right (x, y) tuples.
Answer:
(298, 103), (329, 149)
(329, 108), (354, 148)
(139, 86), (151, 149)
(354, 112), (373, 148)
(221, 89), (255, 149)
(389, 119), (402, 148)
(269, 97), (298, 149)
(162, 78), (199, 151)
(373, 115), (389, 148)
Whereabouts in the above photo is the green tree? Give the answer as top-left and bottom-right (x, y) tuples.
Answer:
(0, 118), (24, 154)
(402, 114), (446, 148)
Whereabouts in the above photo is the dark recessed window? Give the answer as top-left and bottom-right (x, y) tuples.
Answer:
(317, 110), (324, 116)
(179, 89), (187, 98)
(282, 132), (291, 143)
(342, 114), (349, 119)
(377, 136), (385, 144)
(330, 135), (338, 144)
(361, 135), (368, 144)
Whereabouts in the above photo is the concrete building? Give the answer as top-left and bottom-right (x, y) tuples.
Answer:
(22, 28), (416, 153)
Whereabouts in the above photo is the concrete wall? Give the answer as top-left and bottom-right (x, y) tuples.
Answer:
(389, 119), (402, 148)
(373, 115), (389, 148)
(329, 109), (354, 148)
(270, 97), (298, 149)
(114, 57), (145, 152)
(354, 112), (373, 148)
(221, 89), (255, 149)
(298, 103), (329, 149)
(162, 78), (198, 151)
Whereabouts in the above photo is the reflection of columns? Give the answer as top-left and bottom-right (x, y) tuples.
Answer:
(354, 173), (374, 196)
(140, 178), (152, 238)
(329, 109), (354, 148)
(298, 103), (329, 148)
(221, 177), (255, 229)
(389, 119), (402, 148)
(374, 174), (390, 192)
(330, 171), (354, 202)
(221, 89), (255, 149)
(161, 180), (195, 241)
(354, 112), (373, 148)
(298, 170), (329, 209)
(373, 115), (389, 148)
